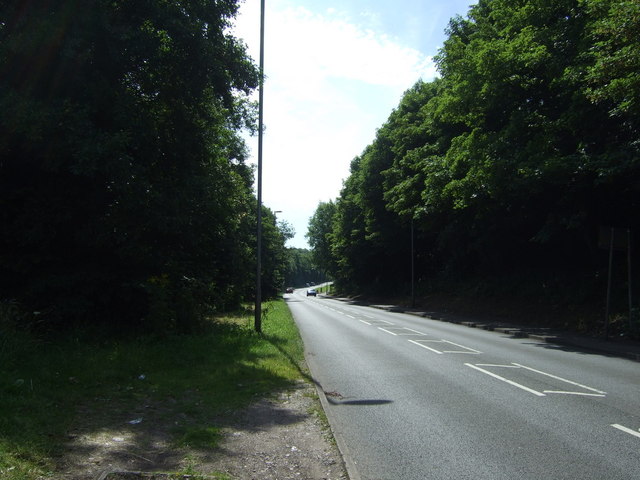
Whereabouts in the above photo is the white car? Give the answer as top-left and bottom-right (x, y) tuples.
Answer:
(306, 288), (317, 297)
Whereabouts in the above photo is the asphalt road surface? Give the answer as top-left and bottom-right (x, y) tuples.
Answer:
(286, 289), (640, 480)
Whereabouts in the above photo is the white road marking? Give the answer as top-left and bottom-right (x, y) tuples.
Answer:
(611, 424), (640, 439)
(543, 391), (606, 397)
(359, 320), (371, 325)
(441, 340), (481, 354)
(378, 327), (427, 336)
(475, 364), (520, 368)
(409, 339), (481, 355)
(513, 363), (607, 395)
(375, 319), (395, 325)
(403, 328), (428, 335)
(466, 363), (606, 398)
(465, 363), (546, 396)
(379, 328), (397, 336)
(408, 340), (443, 354)
(346, 315), (355, 319)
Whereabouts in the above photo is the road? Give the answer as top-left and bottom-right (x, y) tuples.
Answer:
(285, 289), (640, 480)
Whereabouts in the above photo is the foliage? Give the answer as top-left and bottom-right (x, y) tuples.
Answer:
(0, 1), (289, 331)
(306, 201), (338, 278)
(283, 248), (328, 288)
(309, 0), (639, 316)
(260, 208), (294, 297)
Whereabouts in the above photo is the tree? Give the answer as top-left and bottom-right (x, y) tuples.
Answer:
(283, 248), (326, 288)
(585, 0), (640, 121)
(0, 0), (260, 329)
(319, 0), (640, 313)
(260, 209), (294, 298)
(306, 201), (338, 278)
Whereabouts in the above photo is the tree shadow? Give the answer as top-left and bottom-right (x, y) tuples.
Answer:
(262, 332), (394, 408)
(0, 320), (320, 477)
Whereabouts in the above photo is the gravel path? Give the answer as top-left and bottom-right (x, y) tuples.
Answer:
(59, 382), (348, 480)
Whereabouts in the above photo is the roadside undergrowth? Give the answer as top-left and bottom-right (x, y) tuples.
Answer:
(0, 299), (306, 479)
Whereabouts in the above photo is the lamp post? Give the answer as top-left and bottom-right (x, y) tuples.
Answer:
(255, 0), (265, 333)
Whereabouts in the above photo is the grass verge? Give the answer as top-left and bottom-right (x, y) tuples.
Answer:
(0, 299), (307, 479)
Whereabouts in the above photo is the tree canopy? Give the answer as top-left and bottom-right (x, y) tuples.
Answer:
(308, 0), (639, 320)
(0, 0), (288, 331)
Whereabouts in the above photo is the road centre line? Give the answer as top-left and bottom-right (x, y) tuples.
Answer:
(375, 319), (394, 325)
(409, 339), (481, 354)
(404, 327), (428, 335)
(442, 340), (481, 354)
(359, 320), (371, 325)
(611, 424), (640, 439)
(409, 340), (443, 354)
(543, 391), (606, 397)
(465, 363), (546, 396)
(379, 327), (397, 336)
(466, 363), (606, 397)
(475, 364), (520, 368)
(378, 327), (427, 336)
(512, 363), (607, 395)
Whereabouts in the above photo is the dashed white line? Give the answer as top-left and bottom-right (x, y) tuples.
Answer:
(543, 391), (606, 397)
(513, 363), (607, 395)
(465, 363), (546, 396)
(375, 319), (395, 325)
(379, 327), (397, 336)
(378, 327), (427, 336)
(404, 328), (428, 335)
(611, 424), (640, 439)
(408, 340), (443, 354)
(441, 340), (481, 354)
(475, 364), (520, 368)
(409, 339), (481, 355)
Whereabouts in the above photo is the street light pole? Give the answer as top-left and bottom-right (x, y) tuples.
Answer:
(255, 0), (265, 333)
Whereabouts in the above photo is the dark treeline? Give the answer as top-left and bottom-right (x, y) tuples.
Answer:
(283, 248), (328, 289)
(0, 0), (290, 332)
(307, 0), (639, 331)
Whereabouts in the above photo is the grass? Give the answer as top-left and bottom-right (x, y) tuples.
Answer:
(0, 299), (308, 479)
(314, 283), (333, 295)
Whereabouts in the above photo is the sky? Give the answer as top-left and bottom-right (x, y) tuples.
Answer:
(231, 0), (477, 248)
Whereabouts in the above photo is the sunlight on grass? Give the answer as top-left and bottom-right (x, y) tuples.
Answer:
(0, 299), (307, 480)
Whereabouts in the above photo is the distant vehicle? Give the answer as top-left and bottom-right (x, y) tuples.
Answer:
(306, 288), (317, 297)
(286, 287), (294, 294)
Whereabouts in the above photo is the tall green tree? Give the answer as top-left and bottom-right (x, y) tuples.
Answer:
(0, 0), (259, 329)
(314, 0), (639, 309)
(306, 201), (338, 278)
(260, 209), (294, 298)
(283, 248), (326, 288)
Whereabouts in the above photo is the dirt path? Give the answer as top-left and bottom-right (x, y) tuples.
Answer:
(58, 383), (348, 480)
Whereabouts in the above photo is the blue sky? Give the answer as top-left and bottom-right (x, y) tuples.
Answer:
(232, 0), (476, 248)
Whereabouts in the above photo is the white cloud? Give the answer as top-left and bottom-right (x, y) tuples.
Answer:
(232, 2), (437, 248)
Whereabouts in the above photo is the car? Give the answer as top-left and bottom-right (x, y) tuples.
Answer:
(285, 287), (294, 294)
(306, 288), (317, 297)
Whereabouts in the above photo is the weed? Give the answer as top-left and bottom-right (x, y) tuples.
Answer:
(0, 299), (306, 479)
